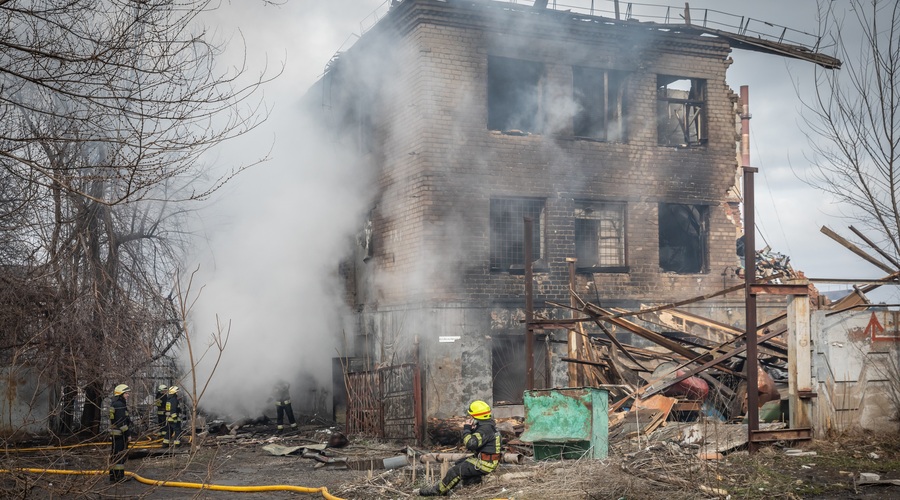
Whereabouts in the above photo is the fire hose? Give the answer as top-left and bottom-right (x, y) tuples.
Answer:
(3, 437), (166, 453)
(0, 468), (344, 499)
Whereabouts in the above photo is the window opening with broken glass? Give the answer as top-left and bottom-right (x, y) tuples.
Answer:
(656, 76), (707, 147)
(658, 203), (709, 273)
(487, 56), (543, 134)
(572, 67), (627, 142)
(490, 198), (545, 272)
(575, 201), (627, 272)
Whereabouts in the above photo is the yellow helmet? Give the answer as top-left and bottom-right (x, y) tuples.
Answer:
(467, 400), (492, 420)
(114, 384), (131, 396)
(168, 386), (179, 395)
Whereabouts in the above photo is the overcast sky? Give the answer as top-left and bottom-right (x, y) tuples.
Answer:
(204, 0), (882, 281)
(184, 0), (890, 416)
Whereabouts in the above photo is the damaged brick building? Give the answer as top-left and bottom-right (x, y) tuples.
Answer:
(309, 0), (838, 433)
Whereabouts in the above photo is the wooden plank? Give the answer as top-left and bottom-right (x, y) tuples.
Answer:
(849, 225), (900, 270)
(750, 427), (811, 442)
(787, 293), (812, 429)
(594, 308), (715, 365)
(634, 395), (677, 435)
(660, 308), (745, 337)
(820, 226), (896, 274)
(673, 401), (702, 412)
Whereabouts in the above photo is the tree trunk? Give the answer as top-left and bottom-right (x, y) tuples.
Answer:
(58, 384), (77, 434)
(79, 382), (103, 436)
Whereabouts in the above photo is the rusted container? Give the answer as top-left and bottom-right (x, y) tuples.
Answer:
(519, 387), (608, 460)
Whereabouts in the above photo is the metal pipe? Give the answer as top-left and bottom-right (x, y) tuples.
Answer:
(414, 334), (424, 446)
(419, 453), (524, 465)
(741, 85), (760, 453)
(566, 258), (581, 386)
(525, 217), (535, 391)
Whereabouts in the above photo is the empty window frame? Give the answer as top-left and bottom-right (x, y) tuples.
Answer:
(657, 76), (707, 147)
(575, 201), (627, 272)
(487, 56), (543, 134)
(492, 336), (526, 404)
(490, 198), (545, 272)
(573, 67), (626, 142)
(658, 203), (709, 273)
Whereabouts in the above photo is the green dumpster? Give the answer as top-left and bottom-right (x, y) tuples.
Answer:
(519, 387), (608, 460)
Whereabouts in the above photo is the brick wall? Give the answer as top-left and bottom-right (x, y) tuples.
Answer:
(317, 0), (781, 417)
(347, 1), (743, 309)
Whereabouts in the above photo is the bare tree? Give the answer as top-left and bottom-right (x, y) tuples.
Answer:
(0, 0), (274, 205)
(0, 0), (276, 436)
(173, 266), (229, 455)
(803, 0), (900, 260)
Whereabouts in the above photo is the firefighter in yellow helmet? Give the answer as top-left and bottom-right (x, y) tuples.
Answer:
(109, 384), (131, 482)
(154, 384), (168, 436)
(416, 400), (502, 496)
(164, 385), (183, 446)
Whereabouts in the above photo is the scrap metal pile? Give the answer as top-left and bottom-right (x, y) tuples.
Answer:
(537, 290), (792, 435)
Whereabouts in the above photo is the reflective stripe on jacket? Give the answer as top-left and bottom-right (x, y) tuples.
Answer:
(166, 395), (181, 422)
(155, 391), (167, 414)
(109, 395), (130, 436)
(463, 418), (502, 473)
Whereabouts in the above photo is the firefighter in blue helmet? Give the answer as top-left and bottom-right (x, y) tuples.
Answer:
(416, 400), (502, 496)
(109, 384), (131, 482)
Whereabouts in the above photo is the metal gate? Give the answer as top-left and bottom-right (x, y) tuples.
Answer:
(345, 362), (422, 442)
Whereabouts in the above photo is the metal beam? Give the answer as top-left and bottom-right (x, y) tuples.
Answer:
(749, 284), (810, 296)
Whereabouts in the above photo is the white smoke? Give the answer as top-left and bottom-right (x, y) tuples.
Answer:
(178, 1), (383, 419)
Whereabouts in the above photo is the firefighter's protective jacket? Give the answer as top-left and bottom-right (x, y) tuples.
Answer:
(462, 418), (502, 473)
(166, 393), (181, 423)
(273, 382), (291, 406)
(155, 390), (167, 416)
(109, 395), (130, 437)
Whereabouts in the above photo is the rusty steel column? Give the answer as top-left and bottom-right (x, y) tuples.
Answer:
(741, 85), (760, 452)
(413, 334), (424, 446)
(566, 258), (581, 386)
(524, 217), (535, 391)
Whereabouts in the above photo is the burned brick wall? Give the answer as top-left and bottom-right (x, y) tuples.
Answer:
(325, 0), (747, 419)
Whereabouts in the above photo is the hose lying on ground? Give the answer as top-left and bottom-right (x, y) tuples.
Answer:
(3, 437), (167, 453)
(0, 468), (344, 500)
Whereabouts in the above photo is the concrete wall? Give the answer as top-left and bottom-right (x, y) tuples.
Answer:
(813, 309), (900, 434)
(0, 366), (52, 437)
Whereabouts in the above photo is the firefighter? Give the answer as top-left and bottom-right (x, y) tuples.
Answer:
(164, 385), (182, 446)
(109, 384), (131, 483)
(154, 384), (168, 437)
(416, 400), (502, 496)
(272, 380), (297, 433)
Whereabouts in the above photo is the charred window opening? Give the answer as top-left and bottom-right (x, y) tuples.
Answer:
(344, 95), (374, 154)
(491, 335), (550, 404)
(575, 201), (627, 272)
(573, 67), (626, 142)
(658, 203), (709, 273)
(490, 198), (545, 273)
(492, 336), (525, 404)
(487, 56), (543, 134)
(657, 76), (707, 147)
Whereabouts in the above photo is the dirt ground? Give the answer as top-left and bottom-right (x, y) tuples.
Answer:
(3, 423), (900, 499)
